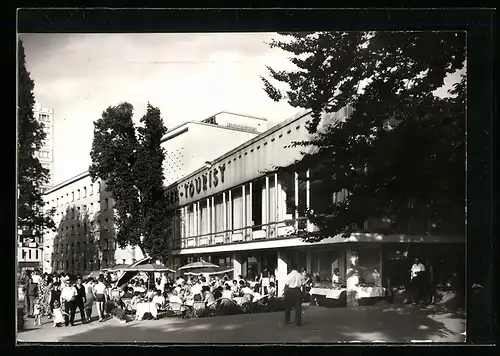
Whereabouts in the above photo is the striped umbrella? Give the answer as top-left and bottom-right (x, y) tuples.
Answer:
(184, 266), (234, 276)
(125, 263), (176, 273)
(178, 260), (219, 270)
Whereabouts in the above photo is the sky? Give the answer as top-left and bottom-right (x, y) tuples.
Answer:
(20, 32), (464, 186)
(20, 33), (299, 185)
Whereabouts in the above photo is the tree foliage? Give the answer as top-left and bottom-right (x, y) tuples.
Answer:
(262, 31), (466, 241)
(89, 103), (169, 262)
(17, 39), (56, 238)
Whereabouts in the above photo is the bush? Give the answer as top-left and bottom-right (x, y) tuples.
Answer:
(111, 307), (127, 320)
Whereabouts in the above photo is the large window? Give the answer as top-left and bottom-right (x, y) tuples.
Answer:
(298, 171), (307, 229)
(213, 194), (224, 232)
(186, 205), (194, 237)
(279, 172), (295, 219)
(231, 188), (243, 230)
(357, 248), (381, 285)
(252, 179), (264, 230)
(200, 201), (208, 235)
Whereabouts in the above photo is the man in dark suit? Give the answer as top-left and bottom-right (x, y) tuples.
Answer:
(23, 276), (38, 317)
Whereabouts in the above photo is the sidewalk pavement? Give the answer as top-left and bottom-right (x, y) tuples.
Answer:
(17, 303), (466, 344)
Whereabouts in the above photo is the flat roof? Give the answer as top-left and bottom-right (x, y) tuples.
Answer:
(165, 107), (313, 187)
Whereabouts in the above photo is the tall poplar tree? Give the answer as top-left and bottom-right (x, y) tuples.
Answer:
(17, 39), (55, 240)
(89, 103), (169, 262)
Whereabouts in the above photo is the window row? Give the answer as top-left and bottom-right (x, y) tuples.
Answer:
(56, 218), (111, 236)
(20, 249), (40, 260)
(52, 198), (112, 220)
(52, 238), (115, 255)
(171, 170), (352, 244)
(50, 182), (102, 208)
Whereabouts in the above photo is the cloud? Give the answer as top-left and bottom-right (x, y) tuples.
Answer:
(20, 33), (299, 183)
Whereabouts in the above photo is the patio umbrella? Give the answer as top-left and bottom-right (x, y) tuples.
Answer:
(178, 260), (219, 270)
(116, 257), (152, 287)
(109, 264), (131, 271)
(84, 270), (104, 279)
(184, 266), (234, 276)
(125, 263), (176, 273)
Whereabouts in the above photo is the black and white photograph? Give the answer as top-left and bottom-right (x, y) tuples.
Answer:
(16, 10), (479, 344)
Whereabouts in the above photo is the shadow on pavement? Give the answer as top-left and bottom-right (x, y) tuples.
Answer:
(25, 304), (465, 344)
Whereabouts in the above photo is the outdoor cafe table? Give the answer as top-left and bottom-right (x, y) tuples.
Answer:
(357, 286), (386, 298)
(135, 302), (158, 320)
(309, 287), (346, 299)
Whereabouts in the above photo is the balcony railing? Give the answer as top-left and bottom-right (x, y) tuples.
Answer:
(174, 217), (311, 250)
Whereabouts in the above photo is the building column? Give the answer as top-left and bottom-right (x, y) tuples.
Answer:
(228, 190), (232, 242)
(194, 203), (198, 243)
(306, 169), (311, 231)
(233, 251), (243, 278)
(242, 185), (246, 240)
(249, 182), (253, 229)
(276, 251), (288, 298)
(274, 173), (279, 223)
(206, 198), (210, 237)
(265, 176), (270, 231)
(211, 196), (215, 240)
(379, 245), (383, 285)
(223, 192), (227, 236)
(294, 172), (299, 231)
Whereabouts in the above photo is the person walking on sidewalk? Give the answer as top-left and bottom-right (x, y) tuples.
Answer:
(61, 279), (78, 327)
(284, 263), (305, 326)
(74, 276), (87, 324)
(23, 276), (38, 318)
(93, 274), (108, 322)
(84, 278), (95, 323)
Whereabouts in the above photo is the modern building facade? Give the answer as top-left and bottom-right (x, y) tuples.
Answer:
(41, 112), (264, 274)
(164, 106), (465, 298)
(34, 103), (55, 191)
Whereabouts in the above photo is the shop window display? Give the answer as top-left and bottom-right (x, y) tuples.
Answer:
(357, 248), (381, 285)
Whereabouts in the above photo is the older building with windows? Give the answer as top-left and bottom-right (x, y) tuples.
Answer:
(165, 106), (465, 298)
(41, 112), (265, 274)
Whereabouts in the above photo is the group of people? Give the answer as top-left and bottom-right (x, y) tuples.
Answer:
(20, 270), (115, 327)
(102, 272), (282, 320)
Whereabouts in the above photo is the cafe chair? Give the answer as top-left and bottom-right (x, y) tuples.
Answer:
(166, 302), (187, 318)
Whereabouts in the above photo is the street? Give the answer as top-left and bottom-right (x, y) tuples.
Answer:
(17, 304), (465, 343)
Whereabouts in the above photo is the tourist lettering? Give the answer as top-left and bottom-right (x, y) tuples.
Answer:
(166, 163), (227, 205)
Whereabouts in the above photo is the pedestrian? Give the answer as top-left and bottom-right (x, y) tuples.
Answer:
(93, 274), (108, 322)
(37, 274), (49, 317)
(74, 276), (87, 324)
(23, 276), (38, 317)
(283, 262), (305, 326)
(61, 278), (78, 326)
(32, 270), (42, 285)
(51, 300), (66, 327)
(49, 282), (62, 315)
(410, 258), (426, 305)
(33, 298), (42, 326)
(84, 278), (95, 323)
